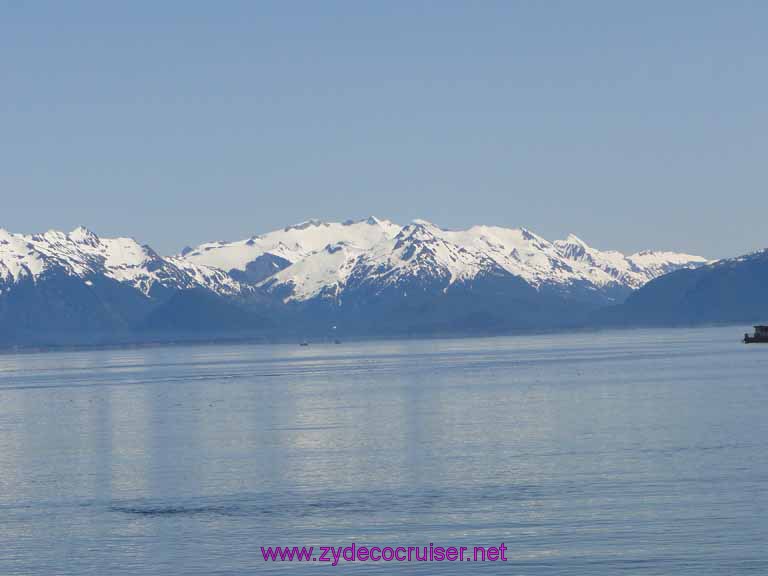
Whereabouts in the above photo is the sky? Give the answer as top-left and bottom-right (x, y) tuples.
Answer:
(1, 1), (766, 259)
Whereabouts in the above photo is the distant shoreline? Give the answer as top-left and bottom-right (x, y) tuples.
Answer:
(0, 321), (755, 356)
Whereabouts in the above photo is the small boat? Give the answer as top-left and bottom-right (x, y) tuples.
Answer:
(300, 340), (309, 347)
(744, 325), (768, 343)
(333, 339), (342, 344)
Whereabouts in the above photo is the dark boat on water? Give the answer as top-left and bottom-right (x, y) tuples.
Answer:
(744, 326), (768, 343)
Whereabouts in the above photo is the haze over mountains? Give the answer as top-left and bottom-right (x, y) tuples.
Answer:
(4, 216), (756, 347)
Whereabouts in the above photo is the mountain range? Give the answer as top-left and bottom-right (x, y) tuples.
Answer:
(181, 217), (706, 301)
(0, 217), (720, 346)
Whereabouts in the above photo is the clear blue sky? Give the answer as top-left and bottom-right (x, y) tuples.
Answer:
(1, 1), (766, 258)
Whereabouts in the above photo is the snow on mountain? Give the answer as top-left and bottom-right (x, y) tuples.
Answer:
(554, 234), (708, 289)
(0, 219), (712, 344)
(245, 219), (708, 303)
(181, 217), (401, 274)
(261, 221), (506, 302)
(343, 221), (506, 291)
(260, 241), (369, 302)
(0, 227), (242, 296)
(435, 225), (583, 287)
(626, 249), (710, 282)
(0, 219), (705, 306)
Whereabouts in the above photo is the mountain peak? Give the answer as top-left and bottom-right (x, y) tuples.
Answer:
(410, 218), (439, 228)
(399, 219), (441, 237)
(563, 233), (589, 248)
(69, 226), (99, 244)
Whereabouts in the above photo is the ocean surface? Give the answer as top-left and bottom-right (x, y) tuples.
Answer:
(0, 326), (766, 575)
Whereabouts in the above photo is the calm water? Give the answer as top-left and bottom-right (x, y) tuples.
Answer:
(0, 327), (766, 575)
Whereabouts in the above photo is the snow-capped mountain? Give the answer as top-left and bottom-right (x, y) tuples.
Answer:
(0, 226), (256, 345)
(0, 218), (709, 345)
(553, 234), (709, 290)
(181, 217), (401, 283)
(180, 217), (706, 305)
(260, 220), (523, 302)
(0, 218), (706, 306)
(0, 226), (242, 297)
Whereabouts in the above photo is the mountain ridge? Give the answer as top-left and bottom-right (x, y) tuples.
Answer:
(181, 217), (708, 305)
(0, 218), (711, 345)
